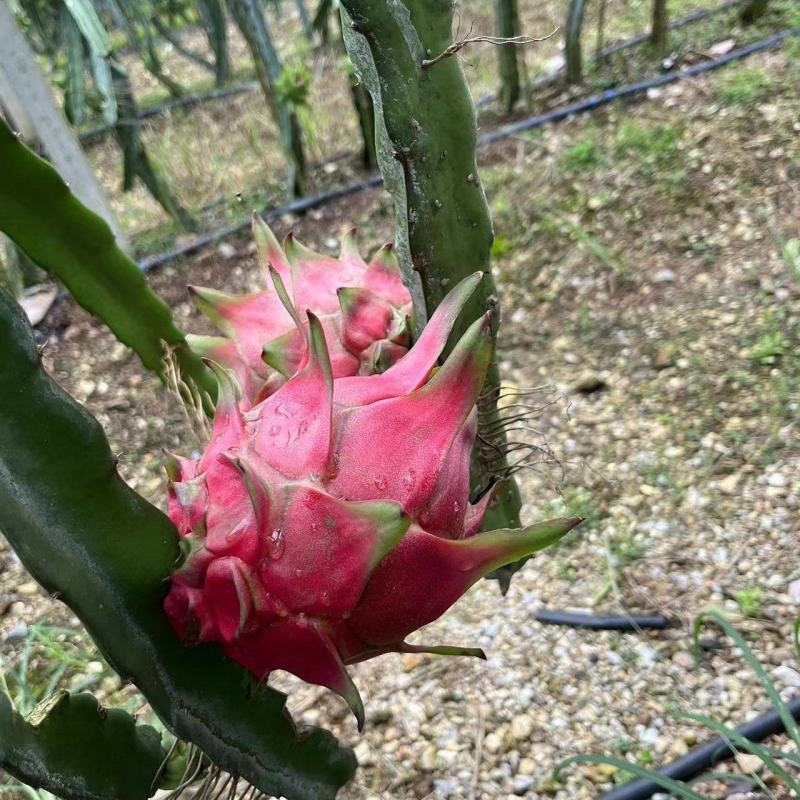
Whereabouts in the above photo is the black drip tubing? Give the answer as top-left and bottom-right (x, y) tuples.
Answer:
(596, 697), (800, 800)
(81, 0), (747, 142)
(134, 27), (798, 275)
(534, 610), (668, 630)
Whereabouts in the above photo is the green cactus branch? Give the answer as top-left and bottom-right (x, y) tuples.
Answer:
(565, 0), (588, 84)
(0, 288), (356, 800)
(228, 0), (307, 197)
(111, 62), (198, 232)
(495, 0), (522, 112)
(340, 0), (493, 336)
(0, 691), (164, 800)
(196, 0), (231, 86)
(340, 0), (524, 585)
(0, 119), (213, 402)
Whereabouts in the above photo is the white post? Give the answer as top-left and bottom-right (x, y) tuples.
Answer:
(0, 2), (124, 243)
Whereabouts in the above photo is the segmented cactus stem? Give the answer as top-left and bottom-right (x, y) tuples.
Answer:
(339, 0), (524, 553)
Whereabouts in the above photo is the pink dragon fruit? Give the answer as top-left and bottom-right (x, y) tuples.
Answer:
(186, 216), (413, 404)
(164, 271), (580, 728)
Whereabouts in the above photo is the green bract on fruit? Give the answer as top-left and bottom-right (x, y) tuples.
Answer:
(186, 216), (413, 404)
(164, 270), (581, 728)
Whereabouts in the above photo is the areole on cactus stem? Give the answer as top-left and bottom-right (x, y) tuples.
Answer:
(164, 218), (581, 729)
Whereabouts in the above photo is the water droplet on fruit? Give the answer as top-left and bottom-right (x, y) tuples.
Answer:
(374, 475), (387, 491)
(268, 529), (284, 559)
(453, 500), (460, 515)
(403, 469), (416, 490)
(294, 568), (302, 577)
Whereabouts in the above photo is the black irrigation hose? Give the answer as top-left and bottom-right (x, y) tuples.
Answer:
(137, 172), (383, 271)
(478, 27), (798, 147)
(534, 610), (668, 630)
(598, 0), (744, 59)
(79, 81), (260, 143)
(596, 697), (800, 800)
(474, 0), (745, 106)
(135, 26), (799, 275)
(81, 0), (746, 142)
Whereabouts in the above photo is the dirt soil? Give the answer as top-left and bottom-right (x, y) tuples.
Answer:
(2, 43), (800, 800)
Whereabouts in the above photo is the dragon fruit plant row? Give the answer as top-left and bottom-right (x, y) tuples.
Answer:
(165, 216), (583, 727)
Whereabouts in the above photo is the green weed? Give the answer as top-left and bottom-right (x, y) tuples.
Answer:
(610, 531), (646, 568)
(749, 330), (786, 364)
(491, 233), (514, 259)
(548, 214), (631, 279)
(614, 120), (680, 166)
(716, 67), (773, 106)
(766, 213), (800, 282)
(614, 737), (635, 755)
(541, 487), (604, 553)
(561, 487), (604, 529)
(556, 611), (800, 796)
(735, 587), (762, 618)
(2, 624), (107, 716)
(781, 238), (800, 282)
(563, 139), (604, 172)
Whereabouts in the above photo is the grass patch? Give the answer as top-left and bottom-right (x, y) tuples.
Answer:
(614, 120), (680, 165)
(735, 587), (762, 619)
(715, 66), (774, 106)
(2, 624), (110, 716)
(491, 233), (514, 259)
(552, 214), (632, 280)
(563, 138), (604, 172)
(748, 330), (787, 364)
(557, 612), (800, 796)
(545, 487), (604, 530)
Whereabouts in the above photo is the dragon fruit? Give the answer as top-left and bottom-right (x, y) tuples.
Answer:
(186, 216), (413, 404)
(164, 271), (581, 728)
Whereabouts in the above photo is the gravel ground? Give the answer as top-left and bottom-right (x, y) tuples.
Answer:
(2, 47), (799, 800)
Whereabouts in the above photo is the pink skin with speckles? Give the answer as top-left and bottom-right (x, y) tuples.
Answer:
(164, 272), (582, 728)
(185, 216), (413, 406)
